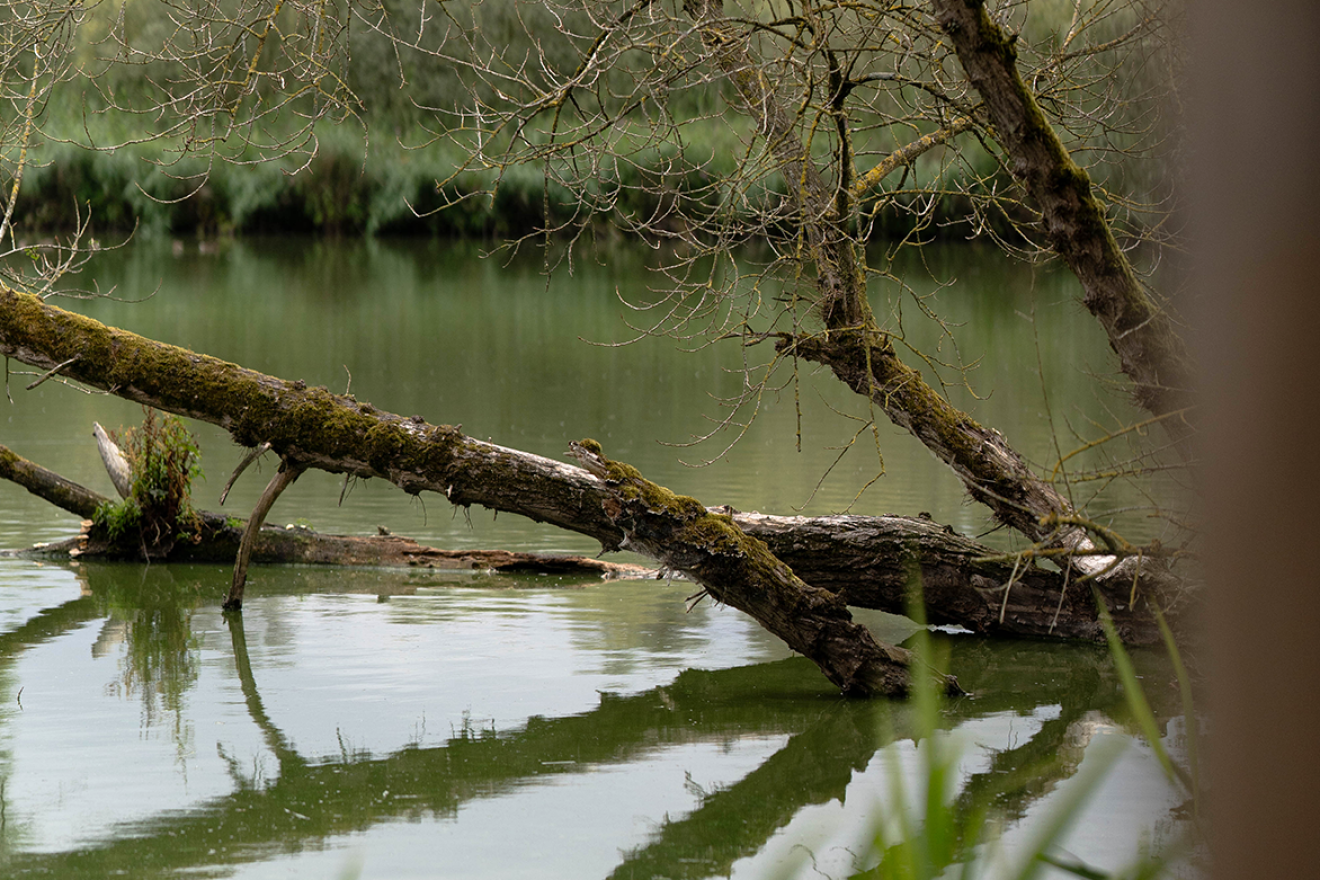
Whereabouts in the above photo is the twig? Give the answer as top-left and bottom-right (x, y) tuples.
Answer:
(25, 355), (80, 391)
(219, 442), (271, 505)
(1129, 549), (1143, 608)
(1049, 557), (1073, 634)
(998, 553), (1024, 624)
(1049, 409), (1193, 482)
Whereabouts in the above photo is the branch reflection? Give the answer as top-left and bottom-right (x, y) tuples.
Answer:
(0, 565), (1181, 879)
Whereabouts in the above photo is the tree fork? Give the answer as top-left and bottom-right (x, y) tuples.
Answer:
(677, 0), (1186, 597)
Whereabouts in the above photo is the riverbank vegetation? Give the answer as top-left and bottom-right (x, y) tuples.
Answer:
(12, 0), (1172, 243)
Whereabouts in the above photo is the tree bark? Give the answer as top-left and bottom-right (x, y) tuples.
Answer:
(0, 287), (1178, 645)
(930, 0), (1195, 451)
(737, 511), (1172, 644)
(0, 441), (106, 519)
(226, 460), (305, 610)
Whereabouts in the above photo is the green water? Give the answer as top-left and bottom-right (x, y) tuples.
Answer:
(0, 238), (1192, 878)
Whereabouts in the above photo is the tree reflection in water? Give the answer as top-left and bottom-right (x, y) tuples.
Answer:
(0, 562), (1182, 879)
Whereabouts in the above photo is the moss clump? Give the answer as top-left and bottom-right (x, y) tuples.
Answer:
(93, 409), (204, 554)
(95, 496), (143, 542)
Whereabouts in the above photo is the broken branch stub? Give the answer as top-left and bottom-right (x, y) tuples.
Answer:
(567, 439), (963, 698)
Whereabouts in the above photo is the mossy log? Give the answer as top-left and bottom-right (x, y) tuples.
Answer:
(0, 443), (647, 576)
(567, 440), (960, 697)
(0, 286), (1174, 643)
(0, 285), (621, 543)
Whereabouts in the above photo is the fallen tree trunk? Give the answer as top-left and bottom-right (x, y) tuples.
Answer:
(0, 286), (1178, 645)
(0, 443), (648, 576)
(1, 435), (1172, 643)
(567, 440), (960, 697)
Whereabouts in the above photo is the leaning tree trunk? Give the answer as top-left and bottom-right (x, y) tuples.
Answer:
(930, 0), (1196, 453)
(0, 286), (1178, 644)
(681, 0), (1172, 595)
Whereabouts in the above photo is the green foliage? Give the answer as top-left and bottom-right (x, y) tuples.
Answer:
(1097, 596), (1201, 820)
(93, 496), (142, 542)
(92, 409), (204, 551)
(845, 589), (1195, 880)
